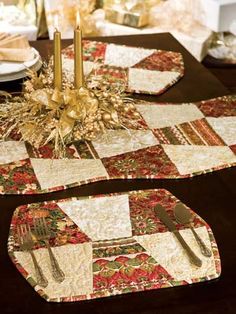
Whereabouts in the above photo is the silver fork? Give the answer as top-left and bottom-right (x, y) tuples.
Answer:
(16, 224), (48, 288)
(33, 217), (65, 283)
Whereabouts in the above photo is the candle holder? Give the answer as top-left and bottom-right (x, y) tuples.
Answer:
(0, 64), (141, 158)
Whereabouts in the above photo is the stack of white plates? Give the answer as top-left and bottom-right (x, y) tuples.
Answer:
(0, 47), (42, 82)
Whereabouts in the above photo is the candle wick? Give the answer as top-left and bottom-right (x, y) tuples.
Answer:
(55, 27), (59, 32)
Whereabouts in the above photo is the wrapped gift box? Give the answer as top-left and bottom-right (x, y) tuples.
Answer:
(96, 19), (142, 35)
(193, 0), (236, 32)
(171, 28), (213, 62)
(105, 6), (149, 28)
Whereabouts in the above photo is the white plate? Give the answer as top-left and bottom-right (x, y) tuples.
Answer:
(0, 47), (40, 76)
(0, 59), (42, 82)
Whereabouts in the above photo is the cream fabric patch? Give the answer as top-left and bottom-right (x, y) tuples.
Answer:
(92, 129), (158, 158)
(162, 145), (236, 175)
(207, 117), (236, 146)
(58, 194), (132, 241)
(0, 141), (28, 164)
(128, 68), (180, 94)
(135, 227), (216, 281)
(30, 158), (108, 190)
(14, 243), (93, 298)
(136, 103), (204, 129)
(104, 44), (155, 68)
(62, 57), (94, 81)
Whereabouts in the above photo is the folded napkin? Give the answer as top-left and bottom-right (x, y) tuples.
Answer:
(0, 32), (34, 62)
(0, 33), (9, 41)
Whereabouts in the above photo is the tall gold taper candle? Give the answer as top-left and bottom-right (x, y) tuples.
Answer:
(53, 15), (62, 90)
(74, 12), (84, 89)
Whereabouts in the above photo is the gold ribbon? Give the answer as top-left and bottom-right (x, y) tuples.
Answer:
(105, 0), (147, 12)
(30, 86), (99, 138)
(124, 1), (147, 13)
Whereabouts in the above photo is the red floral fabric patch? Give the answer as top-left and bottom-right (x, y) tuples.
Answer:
(12, 201), (91, 250)
(196, 96), (236, 117)
(129, 190), (206, 236)
(83, 40), (107, 62)
(0, 159), (40, 194)
(93, 253), (172, 293)
(133, 50), (184, 73)
(102, 145), (180, 179)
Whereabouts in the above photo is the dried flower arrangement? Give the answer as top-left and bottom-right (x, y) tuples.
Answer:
(0, 64), (140, 157)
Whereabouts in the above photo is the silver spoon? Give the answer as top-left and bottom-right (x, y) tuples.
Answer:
(174, 203), (212, 257)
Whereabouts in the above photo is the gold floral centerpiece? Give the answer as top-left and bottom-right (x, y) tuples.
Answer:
(0, 14), (140, 158)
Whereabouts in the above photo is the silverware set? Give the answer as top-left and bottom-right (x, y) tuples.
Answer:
(16, 203), (211, 288)
(16, 217), (65, 287)
(33, 217), (65, 283)
(155, 204), (212, 268)
(16, 224), (48, 287)
(174, 203), (212, 258)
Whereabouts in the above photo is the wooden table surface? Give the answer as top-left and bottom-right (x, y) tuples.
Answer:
(0, 33), (236, 314)
(203, 55), (236, 94)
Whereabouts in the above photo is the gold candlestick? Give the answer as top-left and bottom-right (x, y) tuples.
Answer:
(53, 15), (62, 90)
(74, 12), (84, 89)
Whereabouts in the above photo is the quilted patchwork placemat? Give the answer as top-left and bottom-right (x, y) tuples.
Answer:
(62, 40), (184, 95)
(0, 95), (235, 195)
(0, 96), (236, 194)
(8, 189), (221, 302)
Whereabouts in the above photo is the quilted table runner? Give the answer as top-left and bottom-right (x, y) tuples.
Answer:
(0, 95), (235, 194)
(62, 40), (184, 95)
(8, 189), (221, 302)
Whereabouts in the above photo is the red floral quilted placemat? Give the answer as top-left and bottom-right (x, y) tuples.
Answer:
(8, 189), (221, 302)
(62, 40), (184, 95)
(0, 95), (235, 194)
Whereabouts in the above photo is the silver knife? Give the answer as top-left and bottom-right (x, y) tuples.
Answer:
(155, 204), (202, 267)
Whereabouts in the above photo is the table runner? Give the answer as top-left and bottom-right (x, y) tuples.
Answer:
(0, 95), (235, 194)
(8, 189), (221, 302)
(62, 40), (184, 95)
